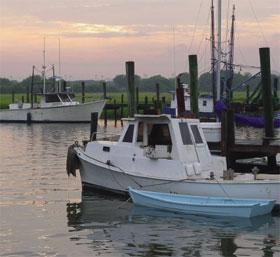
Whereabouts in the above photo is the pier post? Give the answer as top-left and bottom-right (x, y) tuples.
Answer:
(126, 61), (136, 117)
(103, 82), (107, 127)
(12, 91), (15, 103)
(156, 83), (160, 101)
(136, 87), (139, 112)
(82, 82), (85, 104)
(246, 85), (250, 105)
(221, 110), (228, 157)
(176, 75), (186, 117)
(26, 85), (30, 103)
(259, 47), (274, 139)
(162, 96), (166, 106)
(63, 81), (66, 92)
(90, 112), (98, 141)
(114, 99), (117, 127)
(121, 94), (124, 127)
(273, 78), (279, 109)
(189, 55), (199, 117)
(22, 96), (24, 103)
(31, 66), (34, 108)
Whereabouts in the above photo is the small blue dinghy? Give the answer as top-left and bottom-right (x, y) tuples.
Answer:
(128, 187), (275, 218)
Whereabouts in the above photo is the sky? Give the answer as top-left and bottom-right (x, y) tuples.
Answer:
(0, 0), (279, 81)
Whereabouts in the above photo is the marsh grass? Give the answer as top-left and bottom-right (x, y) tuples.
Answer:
(0, 91), (249, 118)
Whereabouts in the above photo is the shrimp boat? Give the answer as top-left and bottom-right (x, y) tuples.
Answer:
(68, 114), (280, 206)
(0, 39), (106, 123)
(0, 91), (106, 123)
(128, 187), (275, 218)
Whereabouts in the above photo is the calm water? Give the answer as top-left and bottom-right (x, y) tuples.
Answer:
(0, 122), (279, 257)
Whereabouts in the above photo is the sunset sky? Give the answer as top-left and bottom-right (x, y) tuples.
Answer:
(0, 0), (279, 81)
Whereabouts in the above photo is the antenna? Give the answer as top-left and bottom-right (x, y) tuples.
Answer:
(216, 0), (222, 101)
(42, 37), (46, 94)
(173, 26), (177, 89)
(59, 37), (61, 76)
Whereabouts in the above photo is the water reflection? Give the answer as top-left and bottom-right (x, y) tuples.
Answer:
(66, 192), (280, 257)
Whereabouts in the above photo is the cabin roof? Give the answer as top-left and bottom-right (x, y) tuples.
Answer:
(122, 114), (171, 122)
(33, 92), (74, 96)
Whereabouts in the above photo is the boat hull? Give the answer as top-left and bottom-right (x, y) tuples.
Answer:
(78, 153), (280, 205)
(0, 100), (106, 123)
(128, 188), (275, 217)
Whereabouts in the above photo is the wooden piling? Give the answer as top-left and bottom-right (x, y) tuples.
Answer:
(126, 61), (136, 117)
(82, 82), (85, 104)
(63, 81), (66, 92)
(26, 85), (30, 103)
(136, 87), (139, 112)
(103, 82), (107, 127)
(22, 96), (24, 103)
(259, 47), (274, 139)
(121, 94), (124, 127)
(189, 55), (199, 117)
(221, 110), (228, 157)
(31, 66), (34, 108)
(27, 112), (31, 125)
(114, 99), (117, 127)
(12, 91), (15, 103)
(246, 85), (250, 105)
(162, 96), (166, 106)
(156, 83), (160, 101)
(90, 112), (98, 141)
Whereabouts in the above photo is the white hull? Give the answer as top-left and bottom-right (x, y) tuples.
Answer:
(78, 153), (280, 205)
(0, 100), (106, 122)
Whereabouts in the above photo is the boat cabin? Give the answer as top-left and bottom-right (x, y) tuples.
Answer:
(85, 114), (226, 180)
(39, 93), (79, 108)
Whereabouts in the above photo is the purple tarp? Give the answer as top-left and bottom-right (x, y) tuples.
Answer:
(215, 100), (280, 128)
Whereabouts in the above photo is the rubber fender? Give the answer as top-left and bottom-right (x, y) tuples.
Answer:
(66, 144), (80, 177)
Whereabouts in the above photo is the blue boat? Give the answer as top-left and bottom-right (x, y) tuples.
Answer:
(128, 187), (275, 218)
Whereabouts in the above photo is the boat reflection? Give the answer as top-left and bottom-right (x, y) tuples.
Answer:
(66, 192), (279, 257)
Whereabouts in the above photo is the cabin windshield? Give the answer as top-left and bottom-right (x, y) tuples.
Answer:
(123, 124), (134, 143)
(148, 123), (172, 146)
(68, 94), (76, 101)
(45, 94), (60, 103)
(59, 94), (71, 102)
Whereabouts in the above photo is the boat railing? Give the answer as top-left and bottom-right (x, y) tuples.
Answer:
(90, 132), (121, 142)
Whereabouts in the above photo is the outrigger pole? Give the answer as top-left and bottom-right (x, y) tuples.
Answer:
(216, 0), (222, 101)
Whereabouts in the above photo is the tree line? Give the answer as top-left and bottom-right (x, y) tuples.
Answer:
(0, 72), (278, 94)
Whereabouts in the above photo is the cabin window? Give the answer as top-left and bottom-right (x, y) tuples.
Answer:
(123, 124), (134, 143)
(203, 100), (207, 106)
(45, 94), (60, 103)
(179, 122), (193, 145)
(191, 125), (203, 144)
(148, 124), (172, 146)
(137, 122), (144, 142)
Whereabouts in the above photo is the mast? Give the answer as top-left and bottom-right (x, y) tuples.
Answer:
(211, 0), (217, 107)
(42, 37), (46, 94)
(216, 0), (222, 101)
(227, 5), (235, 102)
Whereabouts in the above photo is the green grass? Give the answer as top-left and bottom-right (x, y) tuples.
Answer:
(0, 91), (251, 119)
(0, 92), (173, 109)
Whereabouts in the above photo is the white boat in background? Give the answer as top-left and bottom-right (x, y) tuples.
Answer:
(0, 93), (106, 123)
(68, 114), (280, 206)
(0, 39), (106, 123)
(168, 84), (214, 116)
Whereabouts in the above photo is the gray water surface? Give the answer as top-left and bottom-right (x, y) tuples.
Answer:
(0, 122), (279, 257)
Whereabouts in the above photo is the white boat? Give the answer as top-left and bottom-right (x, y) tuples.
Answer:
(0, 39), (106, 123)
(0, 92), (106, 123)
(128, 187), (275, 218)
(168, 84), (214, 116)
(69, 114), (280, 206)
